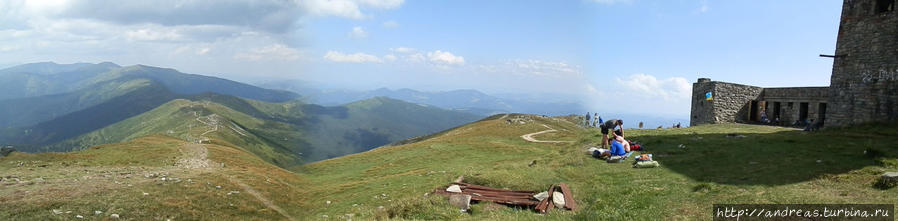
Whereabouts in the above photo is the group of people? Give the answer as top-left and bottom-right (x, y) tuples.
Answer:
(585, 118), (631, 160)
(583, 112), (603, 128)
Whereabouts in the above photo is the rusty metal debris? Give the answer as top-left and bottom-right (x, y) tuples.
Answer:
(434, 179), (577, 214)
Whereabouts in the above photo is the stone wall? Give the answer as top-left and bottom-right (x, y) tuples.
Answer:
(690, 79), (763, 126)
(713, 82), (764, 124)
(690, 80), (829, 126)
(690, 79), (716, 126)
(828, 0), (898, 126)
(762, 87), (830, 125)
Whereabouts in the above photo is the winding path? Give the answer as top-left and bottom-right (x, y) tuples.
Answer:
(521, 124), (574, 143)
(228, 176), (296, 221)
(177, 143), (295, 221)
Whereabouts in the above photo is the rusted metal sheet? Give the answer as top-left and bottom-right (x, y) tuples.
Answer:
(535, 184), (555, 214)
(436, 182), (577, 213)
(558, 183), (577, 211)
(453, 182), (535, 193)
(434, 189), (538, 206)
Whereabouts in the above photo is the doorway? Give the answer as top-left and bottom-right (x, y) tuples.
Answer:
(773, 102), (782, 124)
(799, 102), (809, 121)
(749, 100), (759, 122)
(818, 103), (827, 126)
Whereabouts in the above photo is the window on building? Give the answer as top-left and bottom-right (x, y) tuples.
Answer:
(877, 0), (894, 13)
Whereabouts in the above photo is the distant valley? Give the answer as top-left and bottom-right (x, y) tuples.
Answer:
(259, 80), (689, 128)
(258, 80), (585, 116)
(0, 62), (481, 166)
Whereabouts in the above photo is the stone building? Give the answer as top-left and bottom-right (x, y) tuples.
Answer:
(827, 0), (898, 126)
(690, 0), (898, 127)
(690, 79), (828, 126)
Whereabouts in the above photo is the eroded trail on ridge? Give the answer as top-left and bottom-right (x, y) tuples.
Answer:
(177, 144), (212, 169)
(227, 176), (296, 221)
(177, 143), (295, 221)
(521, 124), (574, 143)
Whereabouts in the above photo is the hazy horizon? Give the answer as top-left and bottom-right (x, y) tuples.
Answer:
(0, 0), (843, 119)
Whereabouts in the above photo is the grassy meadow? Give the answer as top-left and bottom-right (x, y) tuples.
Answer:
(2, 114), (897, 220)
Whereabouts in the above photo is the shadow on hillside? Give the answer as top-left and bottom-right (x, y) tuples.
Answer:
(301, 105), (349, 119)
(626, 128), (897, 186)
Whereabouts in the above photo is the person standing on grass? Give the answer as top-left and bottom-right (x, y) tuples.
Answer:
(592, 112), (599, 128)
(585, 112), (591, 127)
(600, 119), (624, 148)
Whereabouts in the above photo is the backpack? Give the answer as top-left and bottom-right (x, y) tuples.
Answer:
(627, 140), (643, 151)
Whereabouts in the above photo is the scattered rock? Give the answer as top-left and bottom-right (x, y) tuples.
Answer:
(215, 185), (222, 189)
(875, 172), (898, 189)
(377, 206), (385, 210)
(0, 146), (15, 157)
(446, 184), (462, 193)
(533, 191), (549, 201)
(227, 191), (240, 195)
(52, 209), (63, 215)
(75, 215), (84, 219)
(552, 192), (566, 208)
(322, 215), (328, 218)
(94, 210), (103, 215)
(816, 160), (823, 163)
(448, 194), (472, 211)
(143, 192), (149, 196)
(326, 200), (331, 205)
(110, 214), (120, 219)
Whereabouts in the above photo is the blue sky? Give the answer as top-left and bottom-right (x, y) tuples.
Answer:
(0, 0), (845, 118)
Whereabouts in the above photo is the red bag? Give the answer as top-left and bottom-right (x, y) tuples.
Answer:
(627, 140), (642, 151)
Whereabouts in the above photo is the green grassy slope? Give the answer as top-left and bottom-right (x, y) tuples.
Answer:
(296, 115), (898, 220)
(47, 98), (304, 167)
(0, 62), (120, 100)
(87, 65), (299, 102)
(0, 135), (312, 220)
(0, 78), (156, 129)
(0, 62), (297, 130)
(1, 81), (179, 147)
(300, 97), (484, 161)
(3, 114), (898, 220)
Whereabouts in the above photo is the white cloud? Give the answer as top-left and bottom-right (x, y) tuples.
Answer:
(477, 60), (582, 78)
(234, 44), (302, 61)
(125, 28), (183, 41)
(383, 54), (397, 61)
(615, 74), (691, 101)
(301, 0), (405, 20)
(699, 0), (710, 13)
(348, 26), (368, 39)
(426, 50), (465, 65)
(406, 53), (426, 63)
(510, 60), (581, 77)
(323, 51), (383, 63)
(390, 47), (418, 54)
(195, 47), (211, 55)
(382, 20), (399, 28)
